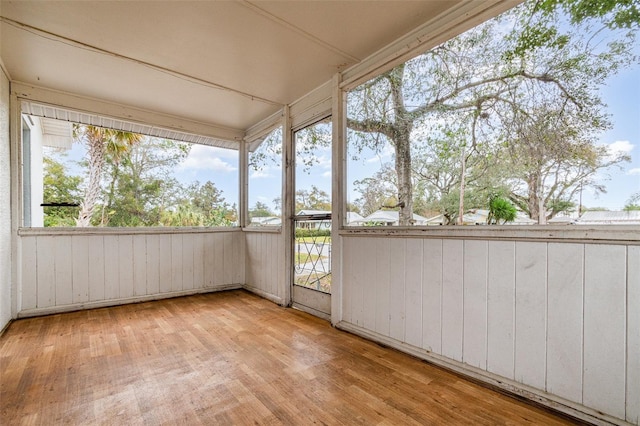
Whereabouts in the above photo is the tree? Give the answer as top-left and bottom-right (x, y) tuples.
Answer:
(74, 125), (142, 226)
(623, 203), (640, 211)
(487, 196), (518, 224)
(249, 202), (274, 218)
(501, 103), (629, 221)
(411, 122), (503, 223)
(100, 138), (189, 226)
(186, 180), (237, 226)
(42, 156), (82, 227)
(347, 0), (638, 225)
(352, 163), (398, 215)
(295, 185), (331, 212)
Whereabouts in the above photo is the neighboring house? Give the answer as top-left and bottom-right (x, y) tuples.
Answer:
(425, 209), (537, 225)
(575, 210), (640, 225)
(345, 211), (364, 225)
(249, 216), (282, 226)
(295, 210), (331, 230)
(253, 211), (363, 228)
(353, 209), (429, 226)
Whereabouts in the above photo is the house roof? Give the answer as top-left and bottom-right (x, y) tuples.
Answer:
(0, 1), (510, 142)
(576, 210), (640, 225)
(355, 210), (428, 225)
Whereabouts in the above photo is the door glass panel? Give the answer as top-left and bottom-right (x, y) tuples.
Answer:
(294, 117), (332, 295)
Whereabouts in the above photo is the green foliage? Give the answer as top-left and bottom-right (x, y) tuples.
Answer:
(623, 203), (640, 211)
(42, 156), (82, 227)
(42, 135), (237, 228)
(295, 185), (331, 212)
(535, 0), (640, 29)
(295, 228), (331, 239)
(249, 201), (274, 218)
(488, 197), (518, 224)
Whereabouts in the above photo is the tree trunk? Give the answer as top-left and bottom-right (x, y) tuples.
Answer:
(76, 135), (104, 227)
(457, 145), (466, 225)
(394, 130), (413, 226)
(526, 174), (540, 222)
(387, 65), (414, 226)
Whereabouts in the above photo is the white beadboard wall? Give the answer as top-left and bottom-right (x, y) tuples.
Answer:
(18, 230), (245, 316)
(244, 231), (285, 304)
(341, 235), (640, 426)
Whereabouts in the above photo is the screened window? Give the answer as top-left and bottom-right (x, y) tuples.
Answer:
(346, 0), (640, 227)
(247, 126), (283, 227)
(23, 116), (239, 228)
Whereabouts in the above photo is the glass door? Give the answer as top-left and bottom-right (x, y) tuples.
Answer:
(292, 117), (332, 319)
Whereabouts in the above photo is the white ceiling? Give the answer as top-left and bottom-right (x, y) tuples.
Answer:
(1, 0), (463, 134)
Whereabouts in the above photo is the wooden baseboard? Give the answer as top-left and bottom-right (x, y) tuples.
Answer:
(16, 284), (243, 318)
(242, 285), (284, 306)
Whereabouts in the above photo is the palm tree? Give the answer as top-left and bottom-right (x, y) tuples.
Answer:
(74, 125), (142, 227)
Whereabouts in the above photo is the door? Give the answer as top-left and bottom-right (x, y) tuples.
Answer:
(291, 117), (332, 319)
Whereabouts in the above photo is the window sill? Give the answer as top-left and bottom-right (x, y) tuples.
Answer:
(339, 225), (640, 244)
(18, 226), (242, 237)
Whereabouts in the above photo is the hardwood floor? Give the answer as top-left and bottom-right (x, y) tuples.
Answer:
(1, 290), (581, 425)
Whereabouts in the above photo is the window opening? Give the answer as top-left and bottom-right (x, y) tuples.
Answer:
(248, 126), (283, 227)
(22, 115), (239, 228)
(346, 0), (640, 227)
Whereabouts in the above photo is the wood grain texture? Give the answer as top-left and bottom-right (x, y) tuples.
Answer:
(0, 291), (580, 425)
(20, 232), (245, 314)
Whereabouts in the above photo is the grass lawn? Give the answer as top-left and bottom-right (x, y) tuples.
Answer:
(294, 252), (325, 265)
(296, 236), (332, 244)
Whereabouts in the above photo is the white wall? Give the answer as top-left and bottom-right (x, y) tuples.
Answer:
(24, 117), (43, 227)
(244, 230), (285, 304)
(340, 234), (639, 426)
(17, 229), (245, 316)
(0, 68), (11, 331)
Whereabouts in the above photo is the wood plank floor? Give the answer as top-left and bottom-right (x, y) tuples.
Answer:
(1, 290), (582, 425)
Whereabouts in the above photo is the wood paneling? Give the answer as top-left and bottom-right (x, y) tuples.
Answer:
(547, 243), (583, 404)
(583, 244), (626, 419)
(244, 232), (284, 302)
(404, 239), (423, 348)
(463, 240), (487, 369)
(374, 237), (391, 337)
(388, 238), (406, 342)
(486, 241), (515, 380)
(19, 231), (244, 315)
(441, 239), (463, 362)
(422, 239), (442, 354)
(341, 235), (638, 425)
(0, 291), (579, 426)
(514, 242), (546, 390)
(628, 246), (640, 425)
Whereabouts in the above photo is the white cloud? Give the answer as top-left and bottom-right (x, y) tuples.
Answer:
(195, 144), (238, 159)
(179, 146), (237, 173)
(606, 140), (634, 155)
(597, 140), (634, 163)
(322, 171), (332, 178)
(628, 168), (640, 176)
(250, 169), (272, 179)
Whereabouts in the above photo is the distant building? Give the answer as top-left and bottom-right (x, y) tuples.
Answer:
(575, 210), (640, 225)
(352, 210), (429, 226)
